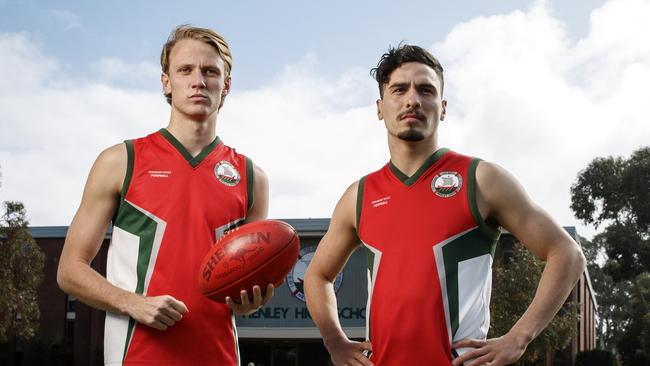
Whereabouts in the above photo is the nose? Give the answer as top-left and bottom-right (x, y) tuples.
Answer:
(192, 71), (207, 89)
(405, 88), (421, 109)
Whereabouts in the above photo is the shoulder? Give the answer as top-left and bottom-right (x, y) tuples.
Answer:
(475, 160), (528, 198)
(97, 143), (127, 166)
(475, 160), (512, 185)
(475, 160), (535, 224)
(342, 180), (361, 203)
(332, 180), (361, 228)
(90, 143), (128, 194)
(251, 162), (268, 185)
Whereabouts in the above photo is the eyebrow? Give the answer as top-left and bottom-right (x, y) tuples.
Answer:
(388, 81), (438, 91)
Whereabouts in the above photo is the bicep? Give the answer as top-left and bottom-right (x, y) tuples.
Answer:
(61, 145), (125, 265)
(308, 183), (361, 282)
(246, 163), (269, 222)
(477, 162), (576, 260)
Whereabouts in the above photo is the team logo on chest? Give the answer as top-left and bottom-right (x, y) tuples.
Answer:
(431, 171), (462, 197)
(214, 161), (240, 186)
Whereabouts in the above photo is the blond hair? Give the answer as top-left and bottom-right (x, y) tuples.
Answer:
(160, 25), (232, 104)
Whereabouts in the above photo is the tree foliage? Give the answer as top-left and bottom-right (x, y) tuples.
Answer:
(570, 146), (650, 365)
(490, 242), (578, 365)
(580, 236), (631, 352)
(0, 201), (45, 343)
(571, 146), (650, 236)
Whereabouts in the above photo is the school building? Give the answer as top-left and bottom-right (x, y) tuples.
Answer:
(0, 219), (597, 365)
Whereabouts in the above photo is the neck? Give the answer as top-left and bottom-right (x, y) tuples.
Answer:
(166, 111), (218, 157)
(387, 134), (439, 177)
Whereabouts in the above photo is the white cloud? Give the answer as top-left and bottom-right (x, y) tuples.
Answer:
(435, 0), (650, 238)
(1, 0), (649, 241)
(0, 33), (58, 93)
(219, 56), (385, 218)
(92, 57), (160, 88)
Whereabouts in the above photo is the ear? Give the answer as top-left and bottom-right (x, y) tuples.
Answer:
(376, 98), (384, 120)
(440, 99), (447, 121)
(223, 76), (232, 97)
(218, 76), (232, 110)
(161, 73), (171, 95)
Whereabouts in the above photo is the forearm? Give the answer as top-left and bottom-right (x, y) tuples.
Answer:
(507, 245), (585, 343)
(57, 260), (137, 315)
(305, 273), (348, 348)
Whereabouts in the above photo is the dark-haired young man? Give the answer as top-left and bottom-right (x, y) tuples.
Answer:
(57, 25), (272, 365)
(304, 45), (585, 366)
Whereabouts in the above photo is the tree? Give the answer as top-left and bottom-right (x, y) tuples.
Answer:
(580, 235), (631, 351)
(571, 147), (650, 277)
(0, 201), (45, 343)
(571, 146), (650, 365)
(490, 242), (578, 365)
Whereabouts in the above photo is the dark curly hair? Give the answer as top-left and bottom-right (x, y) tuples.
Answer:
(370, 44), (444, 99)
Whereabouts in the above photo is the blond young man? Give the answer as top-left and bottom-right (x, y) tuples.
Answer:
(58, 25), (272, 365)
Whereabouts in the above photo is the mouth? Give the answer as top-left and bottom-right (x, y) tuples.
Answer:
(399, 111), (425, 123)
(189, 94), (209, 101)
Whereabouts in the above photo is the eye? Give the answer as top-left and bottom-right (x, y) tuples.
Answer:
(420, 87), (437, 96)
(178, 66), (191, 74)
(204, 68), (220, 77)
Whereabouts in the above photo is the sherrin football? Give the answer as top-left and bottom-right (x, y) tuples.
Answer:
(198, 219), (300, 303)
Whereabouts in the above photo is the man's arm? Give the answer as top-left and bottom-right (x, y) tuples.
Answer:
(245, 163), (269, 223)
(226, 163), (274, 315)
(304, 182), (373, 366)
(57, 144), (188, 331)
(452, 161), (586, 366)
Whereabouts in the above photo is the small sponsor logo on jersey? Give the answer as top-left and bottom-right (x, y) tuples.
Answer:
(214, 161), (240, 186)
(287, 246), (343, 302)
(371, 196), (391, 208)
(431, 171), (462, 197)
(148, 170), (171, 178)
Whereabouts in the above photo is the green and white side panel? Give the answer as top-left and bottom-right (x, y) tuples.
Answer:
(104, 199), (167, 365)
(433, 227), (494, 357)
(362, 241), (382, 341)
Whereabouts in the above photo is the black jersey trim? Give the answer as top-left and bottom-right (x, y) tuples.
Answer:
(389, 148), (450, 187)
(158, 128), (221, 168)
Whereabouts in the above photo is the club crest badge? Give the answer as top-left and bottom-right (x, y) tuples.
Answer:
(287, 246), (343, 302)
(431, 171), (462, 198)
(214, 161), (240, 186)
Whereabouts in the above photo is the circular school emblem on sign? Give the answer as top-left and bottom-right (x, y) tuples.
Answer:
(214, 161), (240, 186)
(431, 171), (462, 198)
(287, 246), (343, 302)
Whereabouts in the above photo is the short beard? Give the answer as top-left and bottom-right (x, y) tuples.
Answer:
(397, 129), (425, 142)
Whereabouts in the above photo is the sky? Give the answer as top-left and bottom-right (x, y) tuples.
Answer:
(0, 0), (648, 240)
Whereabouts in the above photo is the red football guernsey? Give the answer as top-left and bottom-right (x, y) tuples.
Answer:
(104, 129), (253, 365)
(356, 149), (500, 365)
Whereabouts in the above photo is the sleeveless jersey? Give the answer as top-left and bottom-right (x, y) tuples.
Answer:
(356, 149), (500, 365)
(104, 129), (253, 365)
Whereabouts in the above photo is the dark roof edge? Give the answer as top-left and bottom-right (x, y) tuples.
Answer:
(28, 218), (333, 238)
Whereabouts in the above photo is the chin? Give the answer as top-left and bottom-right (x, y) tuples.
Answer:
(182, 106), (217, 119)
(397, 130), (426, 142)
